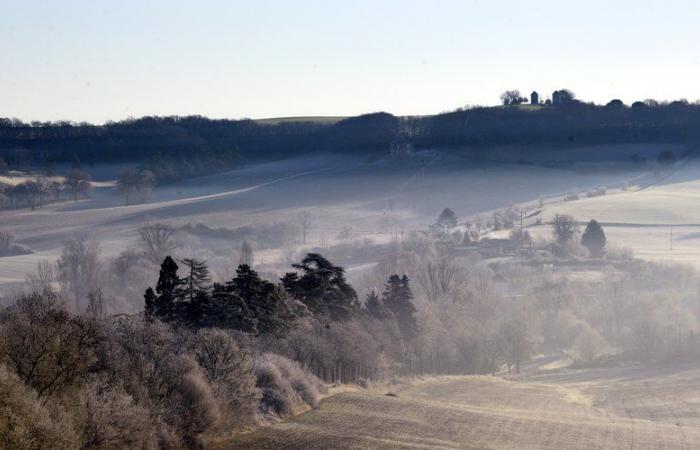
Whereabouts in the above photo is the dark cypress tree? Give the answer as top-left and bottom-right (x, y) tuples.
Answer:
(382, 274), (419, 341)
(153, 256), (181, 321)
(283, 253), (359, 321)
(581, 219), (607, 257)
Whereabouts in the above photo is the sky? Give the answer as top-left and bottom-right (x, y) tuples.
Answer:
(2, 0), (700, 123)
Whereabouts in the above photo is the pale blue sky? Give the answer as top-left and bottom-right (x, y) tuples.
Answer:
(2, 0), (699, 123)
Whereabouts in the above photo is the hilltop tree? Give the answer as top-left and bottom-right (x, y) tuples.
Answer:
(282, 253), (358, 321)
(581, 219), (607, 257)
(500, 90), (525, 106)
(382, 275), (419, 341)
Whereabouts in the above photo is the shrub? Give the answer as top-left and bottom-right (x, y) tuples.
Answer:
(255, 353), (325, 417)
(0, 291), (102, 398)
(79, 378), (156, 449)
(189, 329), (260, 429)
(0, 365), (79, 450)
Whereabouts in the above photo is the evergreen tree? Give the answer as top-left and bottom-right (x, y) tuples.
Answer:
(179, 258), (210, 302)
(229, 264), (290, 335)
(178, 258), (211, 325)
(144, 287), (156, 319)
(283, 253), (359, 321)
(382, 274), (419, 341)
(581, 219), (607, 257)
(210, 282), (258, 333)
(153, 255), (181, 321)
(365, 290), (391, 320)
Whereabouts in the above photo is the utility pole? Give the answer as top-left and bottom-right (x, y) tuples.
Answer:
(670, 225), (673, 251)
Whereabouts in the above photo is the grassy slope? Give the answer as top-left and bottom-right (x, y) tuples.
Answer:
(535, 155), (700, 266)
(219, 364), (700, 449)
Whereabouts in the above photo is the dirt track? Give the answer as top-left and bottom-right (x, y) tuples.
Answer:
(218, 364), (700, 449)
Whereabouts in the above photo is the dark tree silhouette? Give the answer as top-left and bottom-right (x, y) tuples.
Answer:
(500, 90), (525, 106)
(152, 256), (181, 321)
(365, 290), (391, 320)
(382, 275), (419, 341)
(436, 208), (458, 230)
(581, 219), (607, 257)
(282, 253), (358, 321)
(179, 258), (210, 303)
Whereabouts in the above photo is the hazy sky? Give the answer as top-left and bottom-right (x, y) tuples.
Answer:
(2, 0), (700, 123)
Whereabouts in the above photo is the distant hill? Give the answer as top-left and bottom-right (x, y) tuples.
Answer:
(2, 102), (700, 171)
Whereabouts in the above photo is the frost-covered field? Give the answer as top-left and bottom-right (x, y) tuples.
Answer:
(0, 147), (674, 297)
(220, 359), (700, 449)
(538, 153), (700, 266)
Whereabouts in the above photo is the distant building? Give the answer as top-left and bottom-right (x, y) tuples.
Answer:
(530, 91), (539, 105)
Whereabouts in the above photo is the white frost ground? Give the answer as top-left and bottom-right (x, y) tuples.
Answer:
(0, 146), (680, 297)
(539, 152), (700, 267)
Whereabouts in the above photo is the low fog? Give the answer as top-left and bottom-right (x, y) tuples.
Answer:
(3, 142), (700, 448)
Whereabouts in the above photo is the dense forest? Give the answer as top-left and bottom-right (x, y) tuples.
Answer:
(3, 98), (700, 176)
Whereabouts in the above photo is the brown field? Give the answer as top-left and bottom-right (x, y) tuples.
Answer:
(217, 362), (700, 449)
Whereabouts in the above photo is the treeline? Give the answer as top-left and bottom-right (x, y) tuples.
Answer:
(4, 99), (700, 174)
(0, 169), (92, 210)
(0, 113), (396, 166)
(144, 253), (423, 382)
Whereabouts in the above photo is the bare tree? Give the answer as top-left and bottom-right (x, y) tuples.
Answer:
(298, 210), (312, 244)
(500, 90), (525, 105)
(551, 214), (578, 245)
(416, 257), (470, 303)
(117, 169), (156, 205)
(239, 240), (254, 267)
(25, 260), (55, 292)
(0, 230), (13, 253)
(86, 288), (107, 320)
(63, 169), (92, 201)
(498, 319), (531, 374)
(138, 222), (177, 264)
(56, 236), (101, 312)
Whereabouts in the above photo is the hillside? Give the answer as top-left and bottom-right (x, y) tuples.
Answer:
(219, 362), (700, 449)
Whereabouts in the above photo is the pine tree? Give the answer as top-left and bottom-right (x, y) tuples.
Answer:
(581, 219), (607, 257)
(382, 274), (419, 341)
